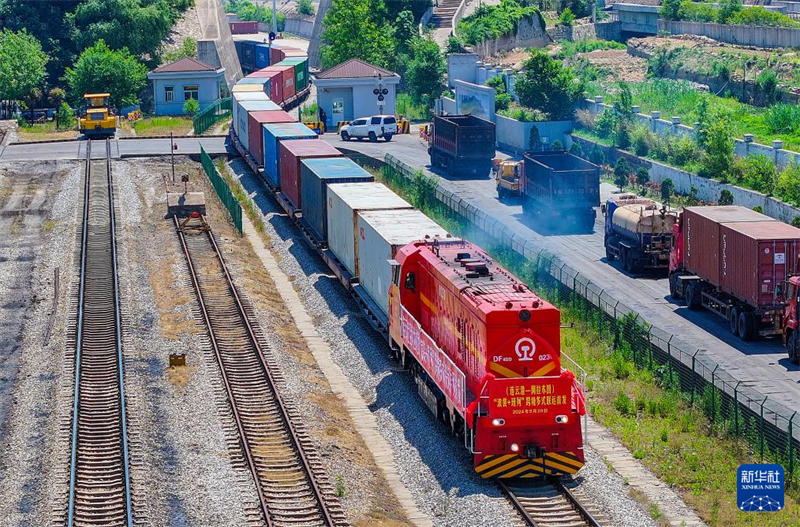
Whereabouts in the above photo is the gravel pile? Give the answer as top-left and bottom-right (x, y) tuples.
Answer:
(112, 158), (256, 527)
(0, 161), (81, 526)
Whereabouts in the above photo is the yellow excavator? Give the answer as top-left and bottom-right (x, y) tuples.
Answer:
(79, 93), (116, 138)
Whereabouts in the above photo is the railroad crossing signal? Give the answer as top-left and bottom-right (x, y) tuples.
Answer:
(373, 87), (388, 102)
(269, 32), (276, 41)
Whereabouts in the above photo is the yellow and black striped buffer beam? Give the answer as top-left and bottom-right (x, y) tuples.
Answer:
(475, 452), (584, 479)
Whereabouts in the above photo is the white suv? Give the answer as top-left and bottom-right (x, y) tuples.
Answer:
(340, 115), (398, 142)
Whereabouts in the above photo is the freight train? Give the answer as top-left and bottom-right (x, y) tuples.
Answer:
(226, 49), (586, 478)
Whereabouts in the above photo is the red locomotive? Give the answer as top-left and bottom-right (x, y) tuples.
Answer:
(388, 238), (585, 478)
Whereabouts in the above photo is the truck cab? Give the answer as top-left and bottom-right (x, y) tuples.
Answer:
(79, 93), (116, 138)
(783, 276), (800, 363)
(493, 159), (522, 200)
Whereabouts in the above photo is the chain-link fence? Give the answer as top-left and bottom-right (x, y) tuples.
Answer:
(384, 153), (800, 480)
(200, 146), (242, 234)
(193, 97), (232, 136)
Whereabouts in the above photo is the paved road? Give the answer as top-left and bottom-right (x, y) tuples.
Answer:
(0, 137), (231, 162)
(321, 132), (800, 414)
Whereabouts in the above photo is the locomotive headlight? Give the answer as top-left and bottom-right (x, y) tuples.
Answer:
(510, 443), (520, 453)
(555, 415), (569, 424)
(491, 418), (505, 427)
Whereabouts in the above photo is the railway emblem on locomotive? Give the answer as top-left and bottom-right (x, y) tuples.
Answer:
(515, 337), (536, 361)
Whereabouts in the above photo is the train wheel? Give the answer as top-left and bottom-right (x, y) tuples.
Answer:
(729, 307), (740, 335)
(738, 311), (755, 341)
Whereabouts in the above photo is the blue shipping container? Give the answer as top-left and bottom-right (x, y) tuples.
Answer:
(262, 122), (318, 188)
(255, 43), (271, 69)
(300, 158), (374, 242)
(240, 41), (257, 70)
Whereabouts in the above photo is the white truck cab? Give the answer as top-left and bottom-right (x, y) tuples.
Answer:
(340, 115), (398, 142)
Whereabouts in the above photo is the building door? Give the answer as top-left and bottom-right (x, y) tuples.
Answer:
(332, 97), (344, 126)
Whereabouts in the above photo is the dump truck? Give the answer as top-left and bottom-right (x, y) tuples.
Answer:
(493, 158), (523, 200)
(669, 206), (800, 341)
(602, 193), (678, 273)
(428, 115), (496, 177)
(521, 151), (600, 232)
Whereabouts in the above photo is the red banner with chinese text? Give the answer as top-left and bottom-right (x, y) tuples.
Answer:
(487, 376), (572, 425)
(401, 307), (467, 415)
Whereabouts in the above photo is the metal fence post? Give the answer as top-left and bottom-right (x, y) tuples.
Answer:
(690, 350), (699, 406)
(734, 381), (741, 436)
(711, 365), (719, 422)
(789, 412), (797, 479)
(647, 327), (653, 371)
(612, 302), (619, 350)
(761, 396), (768, 461)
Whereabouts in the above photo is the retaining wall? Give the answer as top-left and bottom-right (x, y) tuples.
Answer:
(497, 116), (573, 153)
(570, 134), (800, 223)
(659, 19), (800, 48)
(472, 15), (550, 57)
(283, 16), (315, 39)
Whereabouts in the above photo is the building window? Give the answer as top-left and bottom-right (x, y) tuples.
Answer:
(165, 86), (174, 102)
(184, 85), (199, 101)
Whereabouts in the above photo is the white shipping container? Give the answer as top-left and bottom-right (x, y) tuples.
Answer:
(327, 183), (413, 278)
(237, 102), (250, 150)
(357, 209), (451, 318)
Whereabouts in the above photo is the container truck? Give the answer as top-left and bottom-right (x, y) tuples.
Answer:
(669, 206), (800, 341)
(428, 115), (496, 177)
(602, 194), (678, 273)
(522, 151), (600, 232)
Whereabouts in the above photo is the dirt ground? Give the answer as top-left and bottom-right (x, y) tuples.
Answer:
(580, 48), (649, 82)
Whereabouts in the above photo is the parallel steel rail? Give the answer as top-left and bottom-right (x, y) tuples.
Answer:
(500, 478), (603, 527)
(68, 138), (132, 527)
(174, 215), (345, 527)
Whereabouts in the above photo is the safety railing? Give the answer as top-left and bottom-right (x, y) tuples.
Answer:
(193, 97), (232, 136)
(383, 153), (800, 481)
(200, 146), (242, 234)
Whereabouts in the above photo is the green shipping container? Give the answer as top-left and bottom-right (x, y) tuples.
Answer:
(276, 58), (309, 92)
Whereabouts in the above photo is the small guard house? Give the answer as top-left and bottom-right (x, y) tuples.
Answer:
(148, 57), (226, 116)
(314, 59), (400, 129)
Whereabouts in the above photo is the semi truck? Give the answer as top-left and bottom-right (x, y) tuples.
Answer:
(602, 194), (678, 273)
(428, 115), (496, 177)
(522, 151), (600, 232)
(669, 206), (800, 341)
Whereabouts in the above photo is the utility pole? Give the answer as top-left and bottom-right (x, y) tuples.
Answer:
(272, 0), (277, 35)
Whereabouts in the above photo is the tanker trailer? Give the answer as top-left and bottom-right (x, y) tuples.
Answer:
(603, 195), (678, 273)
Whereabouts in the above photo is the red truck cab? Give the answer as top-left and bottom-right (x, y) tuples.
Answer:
(783, 275), (800, 363)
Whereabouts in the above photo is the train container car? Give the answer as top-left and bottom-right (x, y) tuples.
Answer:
(300, 158), (374, 243)
(262, 122), (318, 188)
(239, 40), (258, 71)
(276, 57), (308, 93)
(428, 114), (496, 177)
(233, 99), (280, 151)
(255, 43), (271, 69)
(270, 44), (287, 66)
(249, 111), (296, 167)
(278, 139), (343, 211)
(246, 69), (282, 102)
(670, 206), (800, 340)
(522, 151), (600, 232)
(258, 65), (294, 104)
(327, 183), (413, 279)
(357, 209), (450, 319)
(388, 238), (585, 477)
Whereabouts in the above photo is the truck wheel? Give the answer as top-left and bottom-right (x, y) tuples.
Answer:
(621, 248), (630, 272)
(729, 307), (740, 335)
(668, 273), (680, 299)
(790, 332), (799, 365)
(369, 131), (378, 142)
(738, 311), (756, 341)
(686, 282), (701, 310)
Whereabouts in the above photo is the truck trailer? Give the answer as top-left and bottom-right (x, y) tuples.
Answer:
(603, 194), (678, 273)
(428, 115), (496, 177)
(522, 151), (600, 232)
(669, 206), (800, 341)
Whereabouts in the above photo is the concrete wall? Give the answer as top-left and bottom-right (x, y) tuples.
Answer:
(277, 16), (315, 39)
(196, 0), (243, 87)
(582, 97), (800, 168)
(447, 53), (480, 89)
(307, 0), (331, 69)
(659, 19), (800, 48)
(419, 6), (433, 37)
(570, 135), (800, 223)
(595, 20), (622, 40)
(547, 22), (598, 42)
(442, 96), (457, 115)
(615, 3), (659, 34)
(454, 80), (495, 121)
(472, 15), (550, 58)
(496, 116), (573, 153)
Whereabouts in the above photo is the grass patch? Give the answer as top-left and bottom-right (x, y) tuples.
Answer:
(16, 121), (78, 142)
(133, 116), (193, 137)
(369, 161), (800, 527)
(42, 219), (58, 232)
(215, 158), (264, 235)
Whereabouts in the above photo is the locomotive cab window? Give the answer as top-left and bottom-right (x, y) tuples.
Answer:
(404, 271), (416, 292)
(390, 261), (400, 286)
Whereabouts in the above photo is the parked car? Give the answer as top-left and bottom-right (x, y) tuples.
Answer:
(340, 115), (397, 142)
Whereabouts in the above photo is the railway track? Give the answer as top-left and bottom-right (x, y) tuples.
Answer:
(68, 138), (132, 527)
(174, 214), (346, 527)
(501, 478), (606, 527)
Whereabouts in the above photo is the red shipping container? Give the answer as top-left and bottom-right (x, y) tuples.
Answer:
(269, 64), (295, 101)
(683, 206), (774, 285)
(229, 21), (259, 34)
(279, 139), (343, 209)
(248, 110), (296, 166)
(270, 47), (286, 66)
(718, 221), (800, 308)
(255, 67), (290, 104)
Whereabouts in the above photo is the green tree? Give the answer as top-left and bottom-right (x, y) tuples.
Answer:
(162, 37), (197, 64)
(616, 82), (633, 119)
(296, 0), (315, 16)
(529, 125), (542, 151)
(558, 7), (576, 26)
(589, 144), (605, 165)
(406, 36), (446, 104)
(718, 188), (734, 205)
(615, 120), (631, 149)
(321, 0), (396, 69)
(717, 0), (742, 24)
(777, 162), (800, 206)
(445, 36), (463, 54)
(792, 216), (800, 229)
(660, 0), (682, 20)
(0, 29), (48, 102)
(661, 178), (675, 203)
(614, 158), (631, 188)
(395, 9), (416, 54)
(55, 102), (76, 130)
(569, 141), (582, 156)
(64, 40), (147, 108)
(514, 50), (583, 120)
(699, 116), (735, 180)
(552, 139), (564, 150)
(183, 97), (199, 116)
(636, 166), (650, 188)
